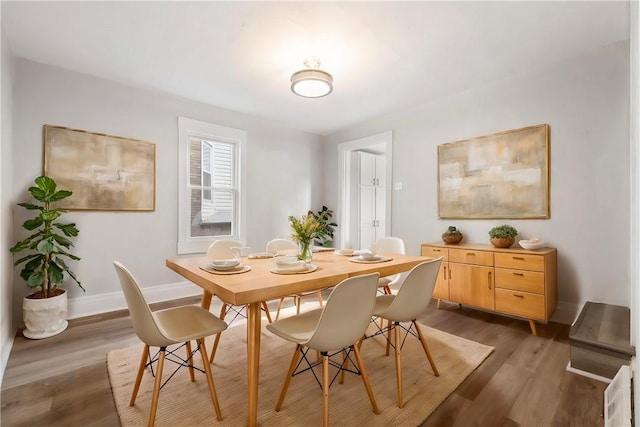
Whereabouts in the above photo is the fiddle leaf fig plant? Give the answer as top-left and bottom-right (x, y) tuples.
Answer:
(309, 205), (337, 247)
(10, 176), (83, 298)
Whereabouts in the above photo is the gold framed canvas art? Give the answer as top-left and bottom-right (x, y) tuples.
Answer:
(43, 125), (156, 211)
(438, 124), (550, 219)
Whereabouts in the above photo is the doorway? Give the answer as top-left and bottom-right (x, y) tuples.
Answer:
(337, 131), (393, 250)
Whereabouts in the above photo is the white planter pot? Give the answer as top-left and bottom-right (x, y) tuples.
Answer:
(22, 289), (68, 339)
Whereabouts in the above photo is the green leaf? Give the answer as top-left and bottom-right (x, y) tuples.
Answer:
(17, 202), (42, 211)
(48, 262), (64, 285)
(55, 223), (79, 237)
(23, 218), (43, 230)
(28, 186), (46, 201)
(26, 272), (44, 288)
(13, 253), (40, 266)
(50, 190), (72, 202)
(40, 210), (61, 222)
(36, 240), (54, 254)
(35, 176), (57, 193)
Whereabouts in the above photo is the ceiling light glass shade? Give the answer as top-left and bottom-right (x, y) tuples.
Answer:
(290, 69), (333, 98)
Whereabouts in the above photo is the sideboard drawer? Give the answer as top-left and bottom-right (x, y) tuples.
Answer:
(495, 289), (545, 320)
(449, 249), (493, 266)
(494, 253), (544, 271)
(421, 246), (448, 261)
(495, 268), (545, 294)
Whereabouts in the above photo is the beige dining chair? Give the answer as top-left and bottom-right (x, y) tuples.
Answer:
(113, 261), (227, 427)
(266, 272), (381, 427)
(267, 238), (325, 320)
(206, 239), (273, 363)
(371, 236), (406, 295)
(369, 257), (443, 408)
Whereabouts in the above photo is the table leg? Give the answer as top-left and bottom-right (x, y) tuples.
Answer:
(200, 291), (213, 310)
(246, 302), (261, 427)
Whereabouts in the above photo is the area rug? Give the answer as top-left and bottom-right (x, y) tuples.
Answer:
(107, 322), (493, 426)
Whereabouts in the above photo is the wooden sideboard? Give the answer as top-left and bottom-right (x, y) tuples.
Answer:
(421, 243), (557, 335)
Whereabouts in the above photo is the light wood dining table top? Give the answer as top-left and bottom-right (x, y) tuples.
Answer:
(166, 251), (431, 306)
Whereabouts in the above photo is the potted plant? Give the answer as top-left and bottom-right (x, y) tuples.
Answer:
(309, 205), (337, 247)
(488, 224), (518, 248)
(10, 176), (83, 339)
(442, 225), (463, 244)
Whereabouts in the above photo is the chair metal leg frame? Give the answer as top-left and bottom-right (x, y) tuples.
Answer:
(275, 344), (379, 424)
(129, 340), (223, 427)
(145, 342), (209, 390)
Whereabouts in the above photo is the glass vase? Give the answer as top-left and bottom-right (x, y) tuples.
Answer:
(297, 239), (313, 262)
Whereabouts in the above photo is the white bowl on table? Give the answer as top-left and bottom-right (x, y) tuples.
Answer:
(356, 250), (376, 260)
(518, 239), (545, 250)
(209, 259), (240, 271)
(274, 256), (307, 271)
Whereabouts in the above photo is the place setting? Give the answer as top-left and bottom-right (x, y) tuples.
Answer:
(270, 256), (317, 275)
(200, 258), (252, 275)
(348, 250), (393, 264)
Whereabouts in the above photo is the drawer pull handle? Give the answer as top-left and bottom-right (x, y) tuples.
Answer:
(433, 249), (441, 252)
(512, 256), (525, 260)
(443, 266), (447, 280)
(513, 294), (525, 299)
(513, 272), (524, 276)
(466, 252), (476, 256)
(488, 271), (492, 290)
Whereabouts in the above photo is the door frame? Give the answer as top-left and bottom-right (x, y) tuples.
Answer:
(337, 131), (393, 249)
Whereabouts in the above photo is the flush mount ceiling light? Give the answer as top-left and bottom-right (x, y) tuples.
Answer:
(290, 58), (333, 98)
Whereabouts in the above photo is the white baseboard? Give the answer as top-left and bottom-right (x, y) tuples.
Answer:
(67, 280), (202, 319)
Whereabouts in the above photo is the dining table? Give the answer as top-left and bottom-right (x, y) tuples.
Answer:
(166, 250), (431, 427)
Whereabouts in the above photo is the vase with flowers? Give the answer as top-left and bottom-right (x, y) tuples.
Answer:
(288, 213), (323, 262)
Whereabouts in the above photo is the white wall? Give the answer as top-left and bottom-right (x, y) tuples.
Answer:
(10, 59), (323, 323)
(324, 41), (631, 323)
(630, 2), (639, 425)
(0, 25), (16, 385)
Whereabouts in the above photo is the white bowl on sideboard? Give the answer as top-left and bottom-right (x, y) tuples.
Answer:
(518, 240), (545, 250)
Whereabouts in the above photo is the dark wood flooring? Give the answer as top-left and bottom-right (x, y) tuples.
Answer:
(1, 297), (607, 427)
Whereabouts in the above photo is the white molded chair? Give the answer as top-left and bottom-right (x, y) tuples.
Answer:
(206, 240), (273, 363)
(371, 236), (406, 294)
(267, 238), (325, 320)
(267, 273), (381, 427)
(113, 261), (227, 427)
(369, 257), (443, 408)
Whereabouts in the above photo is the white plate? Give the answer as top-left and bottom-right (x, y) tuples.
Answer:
(200, 265), (252, 275)
(348, 256), (392, 264)
(248, 252), (275, 259)
(270, 264), (318, 275)
(334, 249), (355, 256)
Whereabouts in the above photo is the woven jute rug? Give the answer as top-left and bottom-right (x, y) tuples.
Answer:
(107, 321), (493, 426)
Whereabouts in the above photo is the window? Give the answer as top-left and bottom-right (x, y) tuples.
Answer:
(178, 117), (246, 254)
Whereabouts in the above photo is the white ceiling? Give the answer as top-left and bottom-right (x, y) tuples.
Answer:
(1, 1), (630, 136)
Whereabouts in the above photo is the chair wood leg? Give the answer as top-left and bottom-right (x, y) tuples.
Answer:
(261, 301), (273, 324)
(296, 295), (302, 314)
(209, 304), (229, 364)
(276, 344), (302, 411)
(394, 322), (404, 408)
(414, 321), (439, 376)
(185, 341), (195, 382)
(353, 344), (380, 414)
(148, 348), (166, 427)
(317, 290), (324, 307)
(275, 297), (286, 321)
(322, 353), (330, 427)
(130, 344), (149, 406)
(197, 338), (223, 421)
(384, 285), (392, 295)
